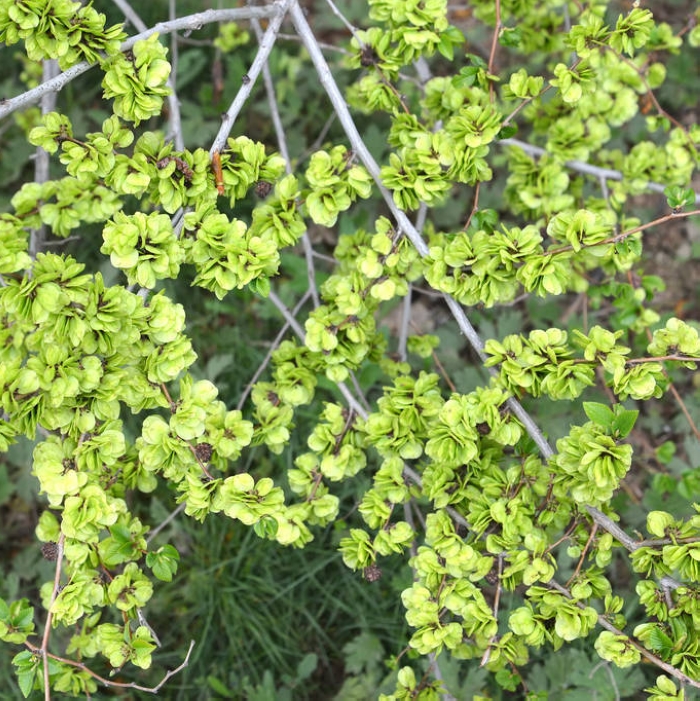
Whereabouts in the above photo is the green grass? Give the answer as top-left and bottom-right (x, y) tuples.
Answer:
(130, 515), (410, 699)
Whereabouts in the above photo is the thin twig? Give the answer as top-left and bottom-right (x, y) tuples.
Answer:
(323, 0), (364, 45)
(589, 660), (620, 701)
(546, 209), (700, 257)
(568, 522), (597, 586)
(110, 0), (143, 30)
(639, 314), (700, 442)
(146, 502), (187, 545)
(299, 111), (337, 163)
(209, 0), (295, 155)
(267, 289), (306, 339)
(277, 30), (352, 55)
(667, 382), (700, 441)
(487, 0), (501, 101)
(237, 290), (312, 411)
(480, 553), (504, 667)
(28, 639), (196, 693)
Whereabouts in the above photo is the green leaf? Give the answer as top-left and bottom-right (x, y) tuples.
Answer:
(664, 185), (696, 210)
(453, 66), (479, 88)
(12, 651), (39, 698)
(145, 544), (180, 582)
(612, 408), (638, 438)
(654, 441), (675, 465)
(495, 666), (520, 691)
(647, 626), (674, 655)
(498, 124), (518, 139)
(583, 402), (614, 426)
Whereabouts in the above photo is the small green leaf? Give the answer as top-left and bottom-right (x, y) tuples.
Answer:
(664, 185), (695, 211)
(583, 402), (614, 426)
(453, 66), (479, 88)
(612, 408), (638, 438)
(498, 124), (518, 139)
(12, 651), (39, 698)
(146, 544), (180, 582)
(654, 441), (675, 464)
(495, 666), (520, 691)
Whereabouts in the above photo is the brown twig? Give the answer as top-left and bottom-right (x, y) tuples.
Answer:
(41, 533), (65, 701)
(545, 209), (700, 257)
(27, 639), (196, 693)
(480, 553), (504, 667)
(567, 523), (597, 586)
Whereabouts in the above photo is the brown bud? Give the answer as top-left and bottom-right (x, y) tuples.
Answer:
(195, 443), (213, 462)
(41, 542), (59, 561)
(363, 564), (382, 582)
(255, 180), (273, 198)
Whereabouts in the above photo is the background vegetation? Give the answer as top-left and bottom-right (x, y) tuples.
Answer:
(1, 0), (700, 699)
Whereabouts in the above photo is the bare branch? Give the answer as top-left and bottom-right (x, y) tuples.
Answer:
(30, 59), (59, 259)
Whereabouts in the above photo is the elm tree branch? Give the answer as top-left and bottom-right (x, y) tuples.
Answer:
(30, 59), (59, 259)
(288, 2), (685, 580)
(500, 137), (700, 205)
(548, 579), (700, 690)
(0, 5), (281, 122)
